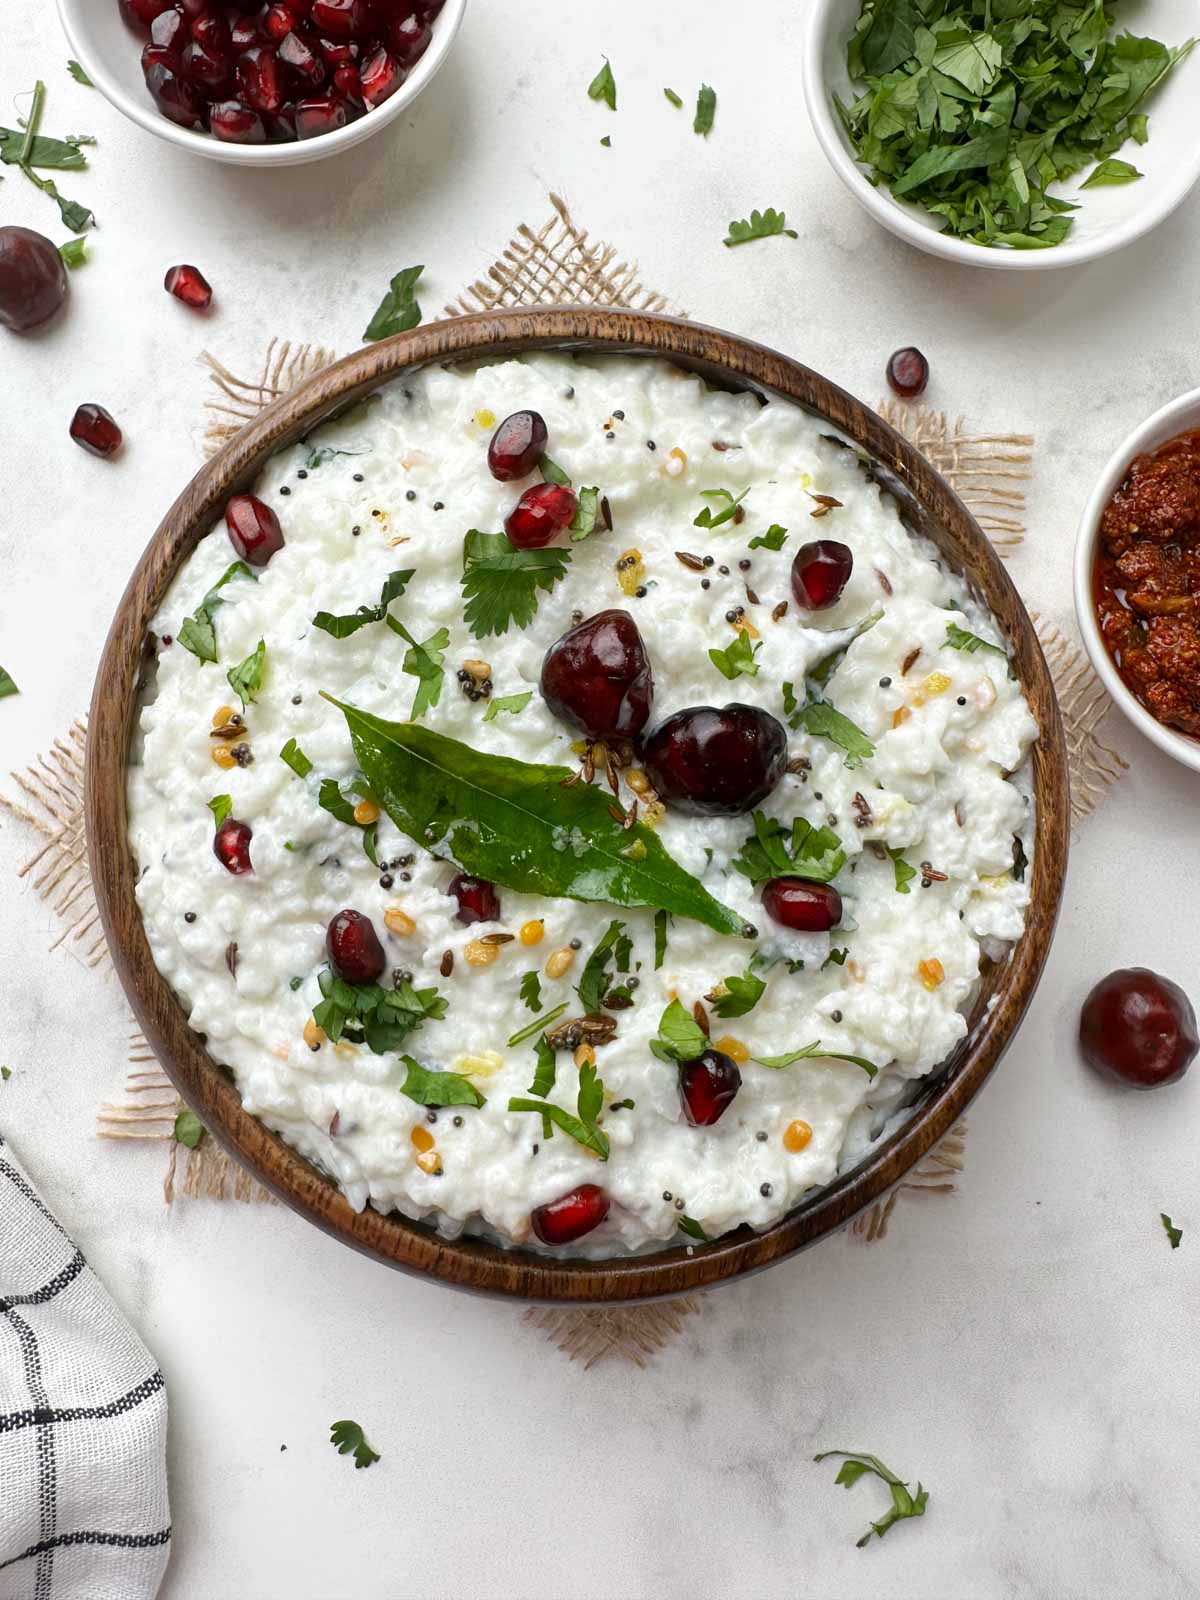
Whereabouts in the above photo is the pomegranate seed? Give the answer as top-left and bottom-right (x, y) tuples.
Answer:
(142, 41), (180, 73)
(886, 346), (929, 398)
(294, 94), (348, 136)
(487, 410), (547, 481)
(1080, 968), (1198, 1089)
(359, 46), (406, 105)
(208, 99), (267, 141)
(531, 1184), (610, 1246)
(180, 39), (236, 95)
(333, 62), (363, 98)
(189, 9), (230, 51)
(389, 12), (430, 66)
(761, 877), (843, 933)
(150, 8), (188, 51)
(678, 1048), (741, 1126)
(311, 0), (372, 36)
(120, 0), (176, 30)
(505, 483), (577, 549)
(790, 539), (853, 610)
(263, 2), (297, 39)
(265, 106), (298, 141)
(213, 817), (253, 875)
(418, 0), (445, 16)
(164, 263), (213, 310)
(69, 405), (123, 459)
(447, 873), (501, 925)
(237, 45), (285, 113)
(178, 0), (207, 18)
(145, 62), (205, 126)
(225, 494), (285, 566)
(326, 909), (386, 984)
(317, 34), (357, 63)
(229, 14), (263, 48)
(280, 29), (329, 84)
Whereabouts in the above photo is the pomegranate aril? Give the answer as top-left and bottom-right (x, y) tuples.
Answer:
(70, 404), (123, 459)
(264, 106), (298, 140)
(214, 818), (253, 875)
(791, 539), (853, 611)
(189, 8), (231, 51)
(145, 61), (205, 126)
(761, 877), (843, 933)
(326, 909), (387, 984)
(229, 14), (263, 48)
(164, 263), (213, 310)
(237, 45), (285, 112)
(279, 29), (329, 84)
(333, 62), (363, 98)
(150, 7), (188, 51)
(389, 12), (430, 65)
(447, 873), (501, 925)
(540, 610), (654, 740)
(263, 2), (298, 39)
(142, 41), (181, 74)
(641, 704), (788, 817)
(317, 34), (357, 63)
(359, 46), (405, 105)
(311, 0), (372, 36)
(180, 39), (236, 96)
(886, 346), (929, 399)
(487, 409), (547, 481)
(531, 1184), (610, 1246)
(120, 0), (176, 30)
(679, 1048), (741, 1127)
(294, 94), (348, 137)
(225, 493), (285, 566)
(504, 482), (576, 548)
(209, 99), (267, 141)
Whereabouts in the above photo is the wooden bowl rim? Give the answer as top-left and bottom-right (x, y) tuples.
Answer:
(86, 307), (1070, 1303)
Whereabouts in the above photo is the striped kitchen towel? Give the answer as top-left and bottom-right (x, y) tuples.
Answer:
(0, 1133), (170, 1600)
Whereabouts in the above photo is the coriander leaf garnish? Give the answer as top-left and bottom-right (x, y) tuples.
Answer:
(386, 618), (449, 720)
(317, 776), (379, 865)
(508, 1002), (569, 1049)
(327, 702), (750, 937)
(650, 999), (709, 1064)
(2, 83), (97, 232)
(508, 1058), (610, 1159)
(280, 738), (314, 779)
(540, 454), (571, 486)
(226, 639), (266, 710)
(312, 569), (414, 639)
(178, 561), (257, 665)
(399, 1056), (485, 1109)
(809, 610), (884, 689)
(654, 909), (669, 970)
(207, 794), (233, 830)
(814, 1450), (929, 1547)
(1082, 158), (1144, 189)
(748, 524), (788, 552)
(753, 1040), (878, 1077)
(173, 1108), (205, 1149)
(58, 237), (87, 268)
(945, 622), (1006, 659)
(796, 698), (876, 768)
(484, 690), (533, 723)
(588, 58), (617, 111)
(887, 847), (917, 894)
(527, 1033), (557, 1097)
(1162, 1213), (1183, 1249)
(67, 61), (94, 87)
(732, 811), (846, 887)
(0, 1067), (11, 1082)
(724, 208), (797, 247)
(600, 135), (611, 147)
(330, 1420), (380, 1471)
(664, 87), (683, 108)
(569, 485), (601, 541)
(709, 629), (761, 681)
(824, 946), (849, 969)
(577, 919), (626, 1014)
(693, 486), (748, 530)
(709, 969), (766, 1019)
(460, 528), (571, 639)
(678, 1215), (709, 1241)
(363, 264), (423, 343)
(520, 971), (543, 1013)
(313, 970), (447, 1055)
(0, 666), (18, 700)
(693, 83), (716, 136)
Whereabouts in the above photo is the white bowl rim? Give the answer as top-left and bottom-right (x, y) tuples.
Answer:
(1073, 385), (1200, 773)
(53, 0), (466, 167)
(802, 0), (1200, 272)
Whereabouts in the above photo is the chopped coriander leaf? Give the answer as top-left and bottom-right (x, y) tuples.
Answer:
(280, 738), (313, 779)
(330, 1420), (380, 1471)
(0, 122), (92, 171)
(650, 998), (709, 1064)
(664, 87), (683, 108)
(519, 971), (543, 1013)
(483, 690), (533, 723)
(709, 629), (761, 681)
(945, 622), (1006, 659)
(289, 976), (304, 991)
(539, 454), (571, 487)
(694, 486), (749, 529)
(227, 639), (266, 710)
(460, 528), (571, 638)
(887, 847), (917, 894)
(815, 1450), (929, 1547)
(569, 485), (601, 540)
(709, 969), (766, 1019)
(305, 444), (368, 470)
(796, 698), (875, 768)
(724, 208), (797, 247)
(587, 58), (617, 111)
(178, 561), (257, 665)
(207, 794), (233, 830)
(600, 135), (611, 148)
(317, 777), (379, 865)
(67, 61), (94, 87)
(399, 1056), (485, 1109)
(809, 610), (884, 689)
(173, 1108), (205, 1149)
(0, 666), (18, 700)
(694, 83), (716, 136)
(577, 919), (626, 1014)
(748, 524), (788, 552)
(823, 947), (849, 969)
(733, 811), (846, 886)
(386, 617), (449, 720)
(508, 1059), (609, 1159)
(313, 970), (446, 1054)
(312, 569), (414, 639)
(654, 909), (669, 970)
(0, 1066), (10, 1082)
(58, 237), (87, 268)
(508, 1003), (568, 1049)
(363, 264), (423, 342)
(678, 1215), (709, 1242)
(1162, 1213), (1183, 1249)
(1081, 158), (1144, 189)
(754, 1040), (878, 1076)
(527, 1033), (557, 1097)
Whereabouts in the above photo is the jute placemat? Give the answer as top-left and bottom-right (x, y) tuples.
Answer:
(1, 195), (1124, 1364)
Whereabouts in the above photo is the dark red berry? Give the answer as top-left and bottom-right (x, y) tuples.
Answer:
(208, 99), (267, 141)
(531, 1184), (610, 1246)
(144, 61), (205, 127)
(447, 873), (501, 925)
(540, 610), (654, 740)
(504, 482), (576, 548)
(1079, 968), (1198, 1089)
(487, 410), (548, 481)
(679, 1048), (741, 1127)
(886, 347), (929, 399)
(164, 263), (213, 309)
(310, 0), (372, 36)
(69, 404), (123, 459)
(0, 226), (68, 334)
(761, 877), (843, 933)
(389, 12), (431, 66)
(641, 704), (787, 817)
(359, 45), (406, 105)
(294, 94), (348, 137)
(791, 540), (853, 611)
(237, 44), (285, 112)
(326, 909), (386, 984)
(213, 817), (253, 875)
(225, 493), (284, 566)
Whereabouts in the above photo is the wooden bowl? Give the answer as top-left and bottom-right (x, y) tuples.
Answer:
(87, 308), (1070, 1303)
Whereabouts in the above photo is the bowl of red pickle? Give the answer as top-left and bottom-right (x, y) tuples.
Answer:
(56, 0), (466, 165)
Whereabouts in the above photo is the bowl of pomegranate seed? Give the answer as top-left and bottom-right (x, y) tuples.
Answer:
(55, 0), (467, 166)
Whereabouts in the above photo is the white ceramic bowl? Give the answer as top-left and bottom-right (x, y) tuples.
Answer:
(1074, 387), (1200, 772)
(55, 0), (466, 168)
(803, 0), (1200, 271)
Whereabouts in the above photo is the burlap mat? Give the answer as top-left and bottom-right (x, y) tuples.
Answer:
(1, 196), (1125, 1364)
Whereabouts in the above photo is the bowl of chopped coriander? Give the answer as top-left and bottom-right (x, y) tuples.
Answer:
(803, 0), (1200, 267)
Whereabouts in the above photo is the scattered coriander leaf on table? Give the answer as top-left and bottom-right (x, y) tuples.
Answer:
(173, 1108), (205, 1149)
(814, 1450), (928, 1547)
(724, 208), (797, 247)
(694, 83), (716, 136)
(460, 528), (571, 638)
(1082, 158), (1144, 188)
(1162, 1213), (1183, 1249)
(363, 264), (423, 342)
(709, 628), (761, 681)
(330, 1420), (379, 1471)
(588, 58), (617, 111)
(664, 87), (683, 108)
(0, 667), (19, 700)
(483, 690), (533, 723)
(399, 1057), (485, 1109)
(67, 61), (94, 87)
(58, 237), (87, 268)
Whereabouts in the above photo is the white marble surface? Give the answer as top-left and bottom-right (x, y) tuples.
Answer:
(2, 2), (1199, 1595)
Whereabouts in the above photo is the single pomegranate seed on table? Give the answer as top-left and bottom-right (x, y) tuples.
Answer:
(531, 1184), (611, 1246)
(213, 817), (253, 875)
(540, 610), (654, 739)
(447, 873), (501, 925)
(487, 410), (548, 480)
(209, 99), (267, 141)
(679, 1048), (741, 1126)
(504, 482), (576, 548)
(164, 263), (213, 310)
(0, 226), (68, 333)
(791, 539), (853, 610)
(69, 404), (123, 459)
(145, 62), (205, 127)
(326, 909), (387, 984)
(640, 704), (788, 816)
(389, 13), (431, 66)
(295, 95), (348, 137)
(237, 45), (286, 113)
(886, 347), (930, 398)
(359, 47), (406, 106)
(310, 0), (372, 36)
(225, 493), (284, 565)
(1079, 968), (1198, 1089)
(761, 877), (843, 933)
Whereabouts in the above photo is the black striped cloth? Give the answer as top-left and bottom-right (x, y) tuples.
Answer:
(0, 1134), (170, 1599)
